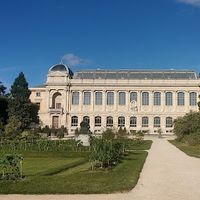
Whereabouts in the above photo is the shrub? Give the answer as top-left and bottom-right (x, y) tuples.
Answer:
(102, 129), (115, 140)
(174, 112), (200, 141)
(117, 127), (127, 139)
(0, 154), (23, 180)
(183, 132), (200, 146)
(90, 138), (124, 169)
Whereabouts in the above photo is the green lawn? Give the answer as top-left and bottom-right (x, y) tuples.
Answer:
(169, 140), (200, 158)
(0, 140), (151, 194)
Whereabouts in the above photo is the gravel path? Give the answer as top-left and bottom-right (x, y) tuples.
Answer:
(1, 137), (200, 200)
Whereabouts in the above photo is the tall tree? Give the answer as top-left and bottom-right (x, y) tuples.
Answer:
(0, 81), (6, 96)
(7, 72), (39, 130)
(0, 81), (8, 124)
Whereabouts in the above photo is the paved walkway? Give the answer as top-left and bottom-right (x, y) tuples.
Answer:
(1, 137), (200, 200)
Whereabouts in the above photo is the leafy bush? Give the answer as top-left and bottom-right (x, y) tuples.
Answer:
(174, 112), (200, 141)
(90, 138), (124, 169)
(117, 127), (127, 139)
(0, 154), (23, 180)
(183, 132), (200, 146)
(102, 129), (115, 140)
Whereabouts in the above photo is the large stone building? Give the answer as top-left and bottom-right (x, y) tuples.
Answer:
(30, 63), (200, 135)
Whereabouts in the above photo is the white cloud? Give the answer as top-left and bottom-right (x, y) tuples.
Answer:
(177, 0), (200, 7)
(62, 53), (91, 66)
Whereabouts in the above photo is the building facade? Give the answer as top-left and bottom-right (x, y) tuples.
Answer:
(30, 63), (200, 135)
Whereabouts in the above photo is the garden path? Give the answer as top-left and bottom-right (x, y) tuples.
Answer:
(1, 137), (200, 200)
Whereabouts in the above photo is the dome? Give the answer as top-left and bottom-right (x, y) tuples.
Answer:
(49, 64), (68, 72)
(49, 63), (74, 77)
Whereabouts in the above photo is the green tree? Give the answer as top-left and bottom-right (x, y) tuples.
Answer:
(0, 81), (6, 96)
(7, 72), (39, 130)
(0, 96), (8, 125)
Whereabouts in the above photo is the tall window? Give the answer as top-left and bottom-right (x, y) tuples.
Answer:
(83, 91), (91, 105)
(106, 116), (113, 127)
(95, 116), (101, 127)
(130, 92), (137, 102)
(95, 92), (102, 105)
(154, 92), (161, 106)
(166, 117), (173, 128)
(119, 92), (126, 105)
(142, 117), (149, 127)
(118, 116), (125, 127)
(189, 92), (197, 106)
(72, 91), (79, 105)
(142, 92), (149, 105)
(154, 117), (161, 128)
(71, 116), (78, 127)
(177, 92), (185, 106)
(107, 92), (114, 105)
(165, 92), (173, 106)
(130, 116), (137, 127)
(83, 116), (90, 125)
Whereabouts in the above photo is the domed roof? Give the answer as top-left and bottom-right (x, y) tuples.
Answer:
(49, 64), (68, 72)
(49, 63), (74, 77)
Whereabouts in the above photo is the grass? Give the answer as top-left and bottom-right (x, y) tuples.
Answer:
(169, 140), (200, 158)
(0, 140), (151, 194)
(0, 151), (147, 194)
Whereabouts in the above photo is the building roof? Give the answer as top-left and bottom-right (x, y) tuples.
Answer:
(49, 63), (74, 77)
(73, 70), (197, 80)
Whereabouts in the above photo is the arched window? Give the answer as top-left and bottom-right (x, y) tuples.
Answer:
(177, 92), (185, 106)
(95, 116), (101, 127)
(83, 116), (90, 125)
(142, 92), (149, 105)
(154, 117), (161, 128)
(118, 116), (125, 127)
(189, 92), (197, 106)
(154, 92), (161, 106)
(142, 117), (149, 127)
(130, 116), (137, 127)
(165, 92), (173, 106)
(119, 92), (126, 105)
(166, 117), (173, 128)
(130, 92), (137, 102)
(71, 116), (78, 127)
(72, 91), (79, 105)
(95, 92), (102, 105)
(83, 91), (91, 105)
(52, 92), (62, 109)
(106, 116), (113, 127)
(107, 92), (114, 105)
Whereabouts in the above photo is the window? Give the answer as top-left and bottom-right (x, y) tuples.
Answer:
(83, 91), (91, 105)
(130, 116), (137, 127)
(119, 92), (126, 105)
(142, 117), (148, 127)
(118, 116), (125, 127)
(56, 103), (61, 109)
(95, 92), (102, 105)
(177, 92), (185, 106)
(166, 117), (173, 128)
(36, 92), (41, 97)
(52, 116), (59, 129)
(106, 116), (113, 127)
(83, 116), (90, 125)
(72, 92), (79, 105)
(165, 92), (173, 106)
(107, 92), (114, 105)
(95, 116), (101, 127)
(154, 117), (161, 128)
(36, 102), (40, 110)
(130, 92), (137, 102)
(190, 92), (197, 106)
(154, 92), (161, 106)
(142, 92), (149, 105)
(71, 116), (78, 127)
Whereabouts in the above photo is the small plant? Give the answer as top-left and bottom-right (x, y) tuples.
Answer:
(0, 154), (23, 180)
(157, 128), (162, 138)
(102, 129), (115, 140)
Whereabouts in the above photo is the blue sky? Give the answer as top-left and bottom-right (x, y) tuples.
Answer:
(0, 0), (200, 88)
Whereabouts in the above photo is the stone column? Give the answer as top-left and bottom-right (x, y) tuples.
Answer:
(126, 90), (129, 111)
(185, 91), (189, 112)
(115, 90), (118, 111)
(161, 91), (165, 112)
(79, 90), (83, 112)
(103, 90), (106, 112)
